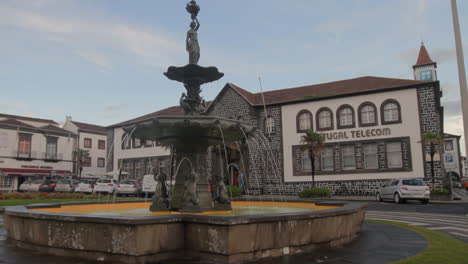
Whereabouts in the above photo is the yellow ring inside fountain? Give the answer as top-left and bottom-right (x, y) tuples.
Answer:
(33, 201), (338, 217)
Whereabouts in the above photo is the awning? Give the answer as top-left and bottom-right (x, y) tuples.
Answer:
(0, 168), (73, 176)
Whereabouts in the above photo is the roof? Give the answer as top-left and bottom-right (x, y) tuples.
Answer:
(415, 43), (435, 66)
(109, 105), (185, 128)
(71, 121), (107, 135)
(443, 133), (461, 139)
(224, 76), (433, 106)
(0, 118), (36, 129)
(39, 125), (74, 135)
(0, 113), (58, 125)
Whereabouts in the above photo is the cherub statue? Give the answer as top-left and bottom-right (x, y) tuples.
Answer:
(150, 168), (169, 210)
(183, 169), (199, 207)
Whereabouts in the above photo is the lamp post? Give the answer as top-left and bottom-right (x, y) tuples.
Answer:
(451, 0), (468, 157)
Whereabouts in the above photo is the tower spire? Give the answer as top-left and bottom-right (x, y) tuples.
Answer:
(413, 42), (437, 81)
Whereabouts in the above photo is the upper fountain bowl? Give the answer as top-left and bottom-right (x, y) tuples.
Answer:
(123, 116), (255, 148)
(164, 64), (224, 85)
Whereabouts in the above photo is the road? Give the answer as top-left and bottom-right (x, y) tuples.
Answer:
(366, 201), (468, 242)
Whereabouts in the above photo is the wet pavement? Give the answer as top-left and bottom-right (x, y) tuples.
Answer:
(0, 221), (427, 264)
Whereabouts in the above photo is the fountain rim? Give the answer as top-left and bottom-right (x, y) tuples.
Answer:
(4, 199), (367, 226)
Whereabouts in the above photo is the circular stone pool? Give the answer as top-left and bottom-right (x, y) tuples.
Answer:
(4, 200), (366, 264)
(32, 201), (338, 217)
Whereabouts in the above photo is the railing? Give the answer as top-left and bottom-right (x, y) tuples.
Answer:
(13, 150), (38, 159)
(11, 150), (63, 161)
(42, 152), (63, 161)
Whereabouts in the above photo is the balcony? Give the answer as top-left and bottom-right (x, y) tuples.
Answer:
(14, 150), (38, 160)
(12, 150), (63, 161)
(43, 152), (63, 161)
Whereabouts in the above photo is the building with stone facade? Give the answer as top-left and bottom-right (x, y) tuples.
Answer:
(106, 43), (449, 195)
(62, 117), (108, 179)
(0, 113), (75, 191)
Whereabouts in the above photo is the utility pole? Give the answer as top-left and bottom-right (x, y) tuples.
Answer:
(451, 0), (468, 157)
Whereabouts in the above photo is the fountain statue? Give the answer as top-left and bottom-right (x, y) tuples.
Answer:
(124, 0), (254, 212)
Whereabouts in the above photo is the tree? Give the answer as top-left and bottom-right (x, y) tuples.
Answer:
(73, 149), (90, 179)
(300, 129), (325, 187)
(421, 133), (445, 189)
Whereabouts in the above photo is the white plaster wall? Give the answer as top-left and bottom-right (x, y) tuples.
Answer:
(111, 127), (171, 178)
(282, 88), (424, 182)
(79, 132), (108, 177)
(0, 127), (74, 173)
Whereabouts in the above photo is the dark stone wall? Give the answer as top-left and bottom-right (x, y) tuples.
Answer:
(417, 85), (445, 188)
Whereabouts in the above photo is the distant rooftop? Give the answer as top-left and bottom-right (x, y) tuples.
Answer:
(0, 113), (58, 125)
(71, 120), (107, 135)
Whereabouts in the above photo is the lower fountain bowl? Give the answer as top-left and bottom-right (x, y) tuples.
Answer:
(4, 199), (366, 264)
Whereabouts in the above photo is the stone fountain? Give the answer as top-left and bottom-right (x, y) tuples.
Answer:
(123, 0), (254, 213)
(4, 2), (366, 263)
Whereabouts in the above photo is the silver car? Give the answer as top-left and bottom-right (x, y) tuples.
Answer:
(117, 179), (142, 197)
(377, 179), (430, 204)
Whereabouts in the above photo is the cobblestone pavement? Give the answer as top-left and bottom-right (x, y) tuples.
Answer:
(367, 210), (468, 242)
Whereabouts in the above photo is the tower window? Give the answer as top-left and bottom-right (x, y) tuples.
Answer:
(420, 70), (433, 81)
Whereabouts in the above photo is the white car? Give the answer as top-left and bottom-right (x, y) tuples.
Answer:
(76, 180), (95, 194)
(19, 180), (32, 192)
(55, 179), (79, 192)
(28, 180), (44, 192)
(377, 179), (430, 204)
(117, 180), (142, 197)
(94, 179), (118, 194)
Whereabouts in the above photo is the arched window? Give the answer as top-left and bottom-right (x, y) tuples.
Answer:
(381, 99), (401, 124)
(358, 102), (377, 126)
(316, 108), (333, 131)
(296, 110), (313, 132)
(337, 105), (355, 129)
(265, 116), (275, 134)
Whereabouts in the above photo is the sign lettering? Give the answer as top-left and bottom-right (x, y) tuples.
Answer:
(321, 128), (391, 141)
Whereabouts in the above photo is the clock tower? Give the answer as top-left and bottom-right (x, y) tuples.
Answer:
(413, 42), (437, 81)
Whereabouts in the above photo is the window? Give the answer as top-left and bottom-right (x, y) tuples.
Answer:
(97, 158), (105, 168)
(98, 140), (106, 150)
(363, 143), (378, 169)
(18, 133), (32, 158)
(84, 138), (92, 148)
(317, 108), (333, 130)
(359, 103), (377, 126)
(387, 142), (402, 168)
(265, 116), (275, 134)
(337, 105), (354, 128)
(381, 100), (401, 124)
(342, 145), (356, 170)
(420, 70), (433, 81)
(321, 147), (334, 171)
(301, 149), (311, 172)
(297, 110), (312, 132)
(45, 137), (58, 160)
(445, 141), (454, 151)
(0, 176), (14, 190)
(133, 137), (142, 148)
(83, 156), (92, 167)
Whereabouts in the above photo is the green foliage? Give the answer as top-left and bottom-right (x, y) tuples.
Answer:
(430, 189), (449, 195)
(298, 188), (330, 198)
(421, 133), (444, 145)
(226, 186), (242, 197)
(300, 129), (325, 156)
(368, 219), (468, 264)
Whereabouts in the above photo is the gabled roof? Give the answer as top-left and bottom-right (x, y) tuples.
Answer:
(0, 118), (36, 129)
(71, 121), (107, 135)
(39, 125), (75, 135)
(0, 113), (58, 125)
(108, 105), (185, 128)
(222, 76), (433, 106)
(443, 133), (461, 139)
(415, 43), (435, 66)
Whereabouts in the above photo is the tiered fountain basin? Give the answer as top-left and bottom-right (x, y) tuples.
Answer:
(4, 200), (366, 264)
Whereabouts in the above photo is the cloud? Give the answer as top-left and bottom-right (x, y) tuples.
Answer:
(78, 50), (112, 70)
(103, 104), (128, 112)
(0, 5), (183, 68)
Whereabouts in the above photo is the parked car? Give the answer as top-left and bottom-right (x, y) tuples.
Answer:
(29, 180), (44, 192)
(38, 180), (57, 192)
(377, 179), (430, 204)
(94, 179), (118, 194)
(117, 179), (142, 197)
(19, 180), (32, 192)
(76, 179), (96, 194)
(55, 179), (79, 192)
(142, 174), (157, 195)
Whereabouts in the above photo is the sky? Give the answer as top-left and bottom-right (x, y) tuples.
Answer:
(1, 0), (468, 154)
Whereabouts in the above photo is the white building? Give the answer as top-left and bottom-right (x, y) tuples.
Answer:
(0, 113), (75, 191)
(443, 133), (463, 183)
(106, 107), (181, 181)
(63, 117), (108, 179)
